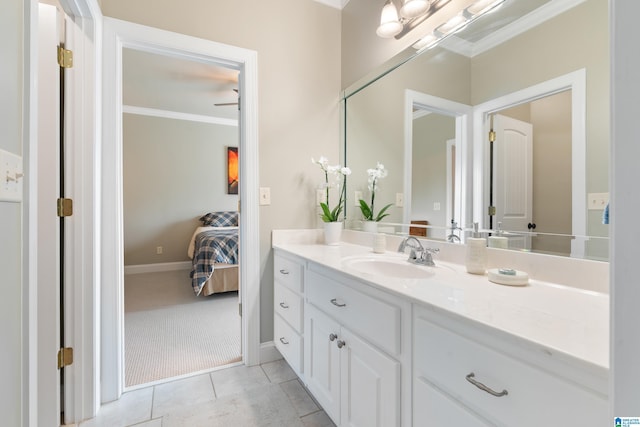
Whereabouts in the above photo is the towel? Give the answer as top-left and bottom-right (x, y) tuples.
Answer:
(603, 202), (609, 225)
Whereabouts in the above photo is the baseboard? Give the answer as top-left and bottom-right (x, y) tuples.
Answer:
(124, 261), (191, 275)
(259, 341), (283, 364)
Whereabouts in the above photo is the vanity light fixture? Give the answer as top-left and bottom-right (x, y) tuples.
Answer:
(411, 0), (505, 51)
(376, 0), (451, 39)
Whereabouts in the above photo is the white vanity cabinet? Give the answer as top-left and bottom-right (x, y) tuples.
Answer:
(412, 305), (608, 427)
(304, 267), (406, 427)
(273, 251), (305, 377)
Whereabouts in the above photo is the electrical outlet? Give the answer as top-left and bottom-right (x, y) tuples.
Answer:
(156, 246), (163, 255)
(0, 148), (23, 203)
(316, 189), (325, 205)
(354, 191), (363, 206)
(259, 187), (271, 205)
(433, 202), (441, 211)
(396, 193), (404, 207)
(588, 192), (609, 210)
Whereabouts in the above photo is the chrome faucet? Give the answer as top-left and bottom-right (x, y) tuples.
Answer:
(447, 220), (462, 243)
(398, 236), (439, 267)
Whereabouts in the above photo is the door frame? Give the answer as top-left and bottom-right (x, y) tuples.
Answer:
(403, 89), (472, 235)
(101, 17), (260, 402)
(25, 0), (102, 424)
(472, 68), (586, 256)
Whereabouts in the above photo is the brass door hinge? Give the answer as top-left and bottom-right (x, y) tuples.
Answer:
(489, 130), (496, 142)
(57, 46), (73, 68)
(57, 347), (74, 369)
(488, 206), (496, 216)
(57, 198), (73, 217)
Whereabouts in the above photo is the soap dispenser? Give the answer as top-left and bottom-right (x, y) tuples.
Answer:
(487, 222), (509, 249)
(466, 223), (487, 275)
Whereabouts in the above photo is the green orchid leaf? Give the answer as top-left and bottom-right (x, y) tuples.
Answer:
(374, 203), (393, 222)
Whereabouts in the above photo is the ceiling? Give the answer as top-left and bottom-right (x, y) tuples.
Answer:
(122, 48), (240, 120)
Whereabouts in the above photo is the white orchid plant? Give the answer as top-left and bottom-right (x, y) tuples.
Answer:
(313, 156), (351, 223)
(359, 162), (392, 222)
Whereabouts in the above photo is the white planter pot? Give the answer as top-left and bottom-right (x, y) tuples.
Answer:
(323, 221), (343, 245)
(361, 220), (378, 233)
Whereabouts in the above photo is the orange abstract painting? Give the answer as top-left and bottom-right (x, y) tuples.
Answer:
(227, 147), (238, 194)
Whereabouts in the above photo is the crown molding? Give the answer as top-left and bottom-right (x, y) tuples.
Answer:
(312, 0), (350, 10)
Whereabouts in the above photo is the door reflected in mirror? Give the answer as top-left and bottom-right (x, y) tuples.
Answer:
(342, 0), (609, 261)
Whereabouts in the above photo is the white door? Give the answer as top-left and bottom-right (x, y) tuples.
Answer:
(493, 114), (533, 248)
(340, 328), (400, 427)
(305, 304), (341, 424)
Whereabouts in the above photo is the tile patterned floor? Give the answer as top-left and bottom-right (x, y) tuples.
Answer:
(79, 360), (336, 427)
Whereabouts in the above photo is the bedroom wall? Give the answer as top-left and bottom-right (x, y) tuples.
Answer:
(0, 0), (23, 425)
(101, 0), (341, 343)
(123, 114), (239, 266)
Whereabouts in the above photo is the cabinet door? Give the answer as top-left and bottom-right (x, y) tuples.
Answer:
(305, 304), (341, 424)
(340, 328), (401, 427)
(414, 376), (491, 427)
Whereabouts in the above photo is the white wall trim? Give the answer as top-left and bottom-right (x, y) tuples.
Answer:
(102, 17), (260, 403)
(124, 261), (191, 275)
(404, 89), (472, 232)
(122, 105), (238, 127)
(472, 69), (587, 255)
(441, 0), (588, 58)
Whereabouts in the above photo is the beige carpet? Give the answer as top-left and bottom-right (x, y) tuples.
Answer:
(124, 269), (241, 387)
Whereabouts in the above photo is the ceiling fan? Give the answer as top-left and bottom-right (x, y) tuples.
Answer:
(214, 88), (239, 107)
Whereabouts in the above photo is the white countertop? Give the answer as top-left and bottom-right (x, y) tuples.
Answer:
(273, 241), (609, 373)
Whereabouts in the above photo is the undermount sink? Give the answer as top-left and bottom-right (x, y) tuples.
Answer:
(341, 254), (436, 280)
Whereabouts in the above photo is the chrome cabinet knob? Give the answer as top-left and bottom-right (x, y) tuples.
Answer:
(337, 340), (346, 349)
(329, 333), (338, 341)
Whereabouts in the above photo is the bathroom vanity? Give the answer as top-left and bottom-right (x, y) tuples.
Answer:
(272, 230), (608, 427)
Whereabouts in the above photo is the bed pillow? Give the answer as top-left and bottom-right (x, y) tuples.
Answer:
(199, 211), (238, 227)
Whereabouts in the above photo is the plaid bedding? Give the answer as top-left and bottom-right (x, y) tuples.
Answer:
(190, 228), (239, 295)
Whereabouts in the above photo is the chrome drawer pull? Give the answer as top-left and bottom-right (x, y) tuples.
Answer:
(279, 302), (289, 309)
(465, 373), (508, 397)
(337, 340), (346, 349)
(279, 269), (290, 275)
(330, 298), (346, 307)
(329, 333), (338, 341)
(279, 337), (289, 345)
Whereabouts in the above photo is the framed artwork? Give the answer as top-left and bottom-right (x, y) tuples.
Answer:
(227, 146), (238, 194)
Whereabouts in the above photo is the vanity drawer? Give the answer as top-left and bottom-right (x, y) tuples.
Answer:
(274, 313), (302, 376)
(413, 313), (607, 427)
(306, 270), (401, 357)
(274, 282), (303, 333)
(274, 254), (303, 293)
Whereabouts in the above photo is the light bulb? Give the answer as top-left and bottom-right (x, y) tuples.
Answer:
(376, 1), (403, 38)
(400, 0), (430, 19)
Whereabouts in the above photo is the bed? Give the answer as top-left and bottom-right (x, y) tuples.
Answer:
(187, 211), (239, 296)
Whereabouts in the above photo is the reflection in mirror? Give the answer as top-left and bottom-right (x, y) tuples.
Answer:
(343, 0), (609, 261)
(404, 91), (472, 241)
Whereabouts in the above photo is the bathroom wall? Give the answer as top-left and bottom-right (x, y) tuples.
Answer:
(0, 1), (23, 425)
(122, 114), (239, 266)
(101, 0), (341, 342)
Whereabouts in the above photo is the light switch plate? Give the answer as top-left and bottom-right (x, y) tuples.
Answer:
(588, 192), (609, 210)
(259, 187), (271, 205)
(396, 193), (404, 207)
(354, 191), (363, 206)
(0, 149), (23, 203)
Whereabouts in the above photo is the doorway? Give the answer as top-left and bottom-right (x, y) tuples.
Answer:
(121, 47), (243, 388)
(102, 18), (260, 402)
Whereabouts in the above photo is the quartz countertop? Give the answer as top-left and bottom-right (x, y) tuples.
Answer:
(272, 241), (609, 374)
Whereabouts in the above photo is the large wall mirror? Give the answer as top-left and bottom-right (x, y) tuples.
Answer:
(343, 0), (609, 261)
